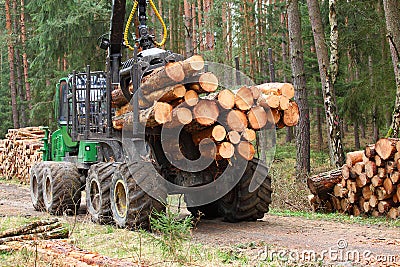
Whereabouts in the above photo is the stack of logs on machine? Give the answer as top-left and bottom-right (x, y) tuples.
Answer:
(308, 138), (400, 219)
(111, 55), (299, 161)
(0, 127), (44, 183)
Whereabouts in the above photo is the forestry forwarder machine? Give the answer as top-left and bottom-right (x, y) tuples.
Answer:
(29, 0), (272, 229)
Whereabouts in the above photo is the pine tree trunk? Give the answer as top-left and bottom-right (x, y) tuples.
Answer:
(307, 0), (344, 167)
(203, 0), (213, 50)
(368, 54), (379, 142)
(197, 0), (204, 52)
(288, 0), (310, 177)
(354, 119), (360, 150)
(183, 0), (193, 57)
(373, 105), (379, 142)
(329, 0), (339, 84)
(383, 0), (400, 137)
(191, 3), (197, 54)
(19, 0), (31, 110)
(5, 0), (19, 128)
(360, 119), (366, 139)
(12, 0), (26, 127)
(315, 87), (324, 151)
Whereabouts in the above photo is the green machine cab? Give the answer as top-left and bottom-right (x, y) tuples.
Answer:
(41, 76), (100, 164)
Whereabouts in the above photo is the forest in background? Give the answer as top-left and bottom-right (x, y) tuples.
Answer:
(0, 0), (398, 171)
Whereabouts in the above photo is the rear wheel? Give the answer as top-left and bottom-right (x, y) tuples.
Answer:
(29, 162), (48, 211)
(86, 162), (116, 224)
(219, 159), (272, 222)
(110, 161), (166, 229)
(42, 162), (82, 215)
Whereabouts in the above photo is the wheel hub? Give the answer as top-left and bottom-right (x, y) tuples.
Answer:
(114, 180), (127, 218)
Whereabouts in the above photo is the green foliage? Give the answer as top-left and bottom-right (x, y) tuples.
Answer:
(217, 248), (249, 265)
(149, 207), (193, 262)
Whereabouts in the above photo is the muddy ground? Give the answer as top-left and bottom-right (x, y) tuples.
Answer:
(1, 182), (400, 265)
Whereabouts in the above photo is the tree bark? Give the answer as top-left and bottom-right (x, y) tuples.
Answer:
(20, 0), (32, 109)
(315, 87), (324, 151)
(12, 0), (26, 127)
(183, 0), (193, 57)
(307, 0), (344, 167)
(288, 0), (310, 176)
(5, 0), (19, 128)
(383, 0), (400, 137)
(354, 119), (360, 150)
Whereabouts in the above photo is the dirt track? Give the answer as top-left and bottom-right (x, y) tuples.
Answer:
(1, 182), (400, 265)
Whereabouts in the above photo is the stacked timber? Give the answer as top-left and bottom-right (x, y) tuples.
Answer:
(0, 127), (44, 183)
(111, 55), (299, 161)
(308, 138), (400, 219)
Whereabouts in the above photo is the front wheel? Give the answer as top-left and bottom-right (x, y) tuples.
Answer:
(29, 162), (49, 211)
(110, 161), (166, 229)
(86, 162), (117, 224)
(42, 162), (82, 215)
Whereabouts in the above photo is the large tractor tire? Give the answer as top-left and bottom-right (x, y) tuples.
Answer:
(110, 161), (166, 230)
(42, 162), (82, 215)
(86, 162), (117, 224)
(29, 162), (49, 211)
(219, 159), (272, 222)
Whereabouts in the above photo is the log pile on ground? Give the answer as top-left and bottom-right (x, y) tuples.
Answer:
(1, 240), (136, 267)
(112, 55), (299, 161)
(0, 218), (68, 244)
(0, 219), (135, 266)
(308, 138), (400, 219)
(0, 127), (44, 183)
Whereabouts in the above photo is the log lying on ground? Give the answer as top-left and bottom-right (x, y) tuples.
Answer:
(308, 138), (400, 219)
(307, 169), (343, 200)
(0, 219), (68, 245)
(5, 240), (136, 267)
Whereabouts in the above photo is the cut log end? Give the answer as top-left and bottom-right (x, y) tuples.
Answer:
(237, 141), (255, 160)
(218, 142), (235, 159)
(184, 90), (199, 106)
(154, 102), (173, 124)
(375, 138), (397, 160)
(193, 100), (219, 126)
(226, 110), (248, 132)
(165, 62), (185, 82)
(283, 101), (299, 127)
(227, 131), (241, 145)
(248, 106), (268, 130)
(242, 128), (256, 142)
(199, 72), (219, 92)
(235, 87), (254, 111)
(218, 89), (235, 109)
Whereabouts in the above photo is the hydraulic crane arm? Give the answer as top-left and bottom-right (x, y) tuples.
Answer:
(106, 0), (167, 85)
(108, 0), (126, 84)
